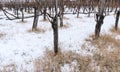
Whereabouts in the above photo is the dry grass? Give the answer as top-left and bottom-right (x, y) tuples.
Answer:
(82, 33), (120, 72)
(93, 49), (120, 72)
(84, 34), (120, 55)
(59, 24), (71, 29)
(110, 26), (120, 35)
(34, 48), (92, 72)
(40, 19), (49, 22)
(1, 64), (17, 72)
(0, 64), (29, 72)
(17, 20), (27, 24)
(76, 16), (82, 19)
(63, 17), (69, 20)
(0, 33), (5, 38)
(28, 28), (45, 33)
(93, 34), (119, 48)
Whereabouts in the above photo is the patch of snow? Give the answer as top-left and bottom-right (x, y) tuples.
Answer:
(115, 35), (120, 40)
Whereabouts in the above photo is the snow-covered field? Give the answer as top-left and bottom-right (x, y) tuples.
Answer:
(0, 11), (119, 71)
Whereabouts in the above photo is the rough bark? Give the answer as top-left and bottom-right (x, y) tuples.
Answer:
(47, 12), (58, 54)
(20, 8), (24, 22)
(59, 12), (63, 27)
(54, 0), (58, 54)
(95, 0), (105, 38)
(32, 7), (39, 31)
(115, 11), (120, 30)
(43, 8), (47, 21)
(59, 0), (64, 27)
(52, 15), (58, 54)
(16, 8), (19, 18)
(95, 14), (105, 38)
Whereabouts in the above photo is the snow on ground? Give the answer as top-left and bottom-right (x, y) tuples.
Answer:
(0, 11), (119, 71)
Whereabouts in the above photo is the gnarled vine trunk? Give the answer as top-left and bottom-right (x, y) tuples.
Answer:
(95, 14), (105, 38)
(52, 15), (58, 54)
(95, 0), (105, 38)
(115, 11), (120, 30)
(32, 7), (39, 31)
